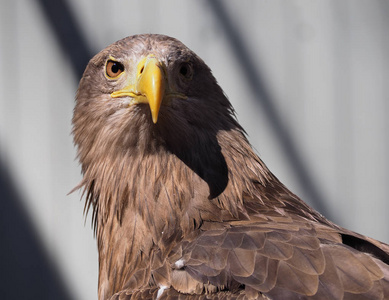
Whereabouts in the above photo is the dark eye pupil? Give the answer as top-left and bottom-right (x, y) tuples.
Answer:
(111, 63), (120, 73)
(180, 64), (191, 77)
(180, 65), (188, 76)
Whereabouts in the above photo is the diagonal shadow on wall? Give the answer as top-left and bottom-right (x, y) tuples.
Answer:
(207, 0), (331, 218)
(0, 0), (95, 298)
(0, 157), (73, 300)
(35, 0), (94, 80)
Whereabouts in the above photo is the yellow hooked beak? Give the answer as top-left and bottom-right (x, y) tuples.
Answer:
(111, 54), (165, 124)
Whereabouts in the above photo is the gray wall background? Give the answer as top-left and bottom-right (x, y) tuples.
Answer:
(0, 1), (388, 299)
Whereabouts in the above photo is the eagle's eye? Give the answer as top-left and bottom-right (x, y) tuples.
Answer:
(106, 60), (124, 79)
(179, 62), (193, 80)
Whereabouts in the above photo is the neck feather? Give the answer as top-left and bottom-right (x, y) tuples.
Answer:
(78, 126), (273, 298)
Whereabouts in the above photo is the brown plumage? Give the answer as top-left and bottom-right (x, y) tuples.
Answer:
(72, 34), (389, 300)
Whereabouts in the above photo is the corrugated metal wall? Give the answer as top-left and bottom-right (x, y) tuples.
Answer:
(1, 1), (388, 299)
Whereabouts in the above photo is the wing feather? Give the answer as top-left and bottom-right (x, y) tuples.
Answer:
(171, 219), (389, 298)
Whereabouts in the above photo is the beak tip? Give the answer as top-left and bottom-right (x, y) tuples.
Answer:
(151, 113), (158, 124)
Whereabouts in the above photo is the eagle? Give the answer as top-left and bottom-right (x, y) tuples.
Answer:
(72, 34), (389, 300)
